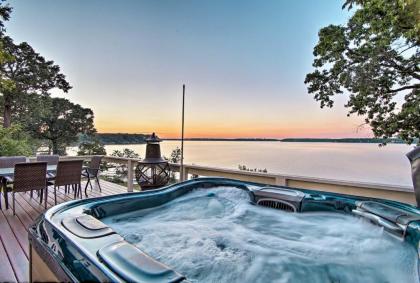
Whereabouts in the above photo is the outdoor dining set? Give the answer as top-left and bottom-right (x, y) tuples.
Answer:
(0, 155), (103, 215)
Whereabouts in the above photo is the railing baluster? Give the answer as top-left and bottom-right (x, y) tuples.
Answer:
(127, 160), (134, 192)
(275, 177), (287, 186)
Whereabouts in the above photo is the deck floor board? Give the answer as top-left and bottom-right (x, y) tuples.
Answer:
(0, 234), (17, 282)
(0, 180), (127, 283)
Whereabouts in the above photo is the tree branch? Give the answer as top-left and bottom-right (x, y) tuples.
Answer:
(397, 44), (416, 55)
(379, 61), (420, 80)
(387, 84), (420, 93)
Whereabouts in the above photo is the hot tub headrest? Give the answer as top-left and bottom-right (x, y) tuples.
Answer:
(98, 241), (186, 283)
(356, 201), (420, 226)
(62, 215), (115, 239)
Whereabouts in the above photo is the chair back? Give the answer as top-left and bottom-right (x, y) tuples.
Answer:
(87, 156), (103, 176)
(36, 155), (59, 165)
(0, 156), (26, 168)
(13, 162), (47, 193)
(54, 160), (84, 187)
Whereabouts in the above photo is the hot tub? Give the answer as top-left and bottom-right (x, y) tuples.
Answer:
(29, 178), (420, 282)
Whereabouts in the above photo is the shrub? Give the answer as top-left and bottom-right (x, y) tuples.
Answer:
(0, 125), (35, 156)
(77, 139), (106, 156)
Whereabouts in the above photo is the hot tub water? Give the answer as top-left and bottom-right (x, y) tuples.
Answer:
(102, 187), (418, 283)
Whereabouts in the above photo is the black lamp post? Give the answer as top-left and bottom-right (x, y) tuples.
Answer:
(135, 133), (171, 190)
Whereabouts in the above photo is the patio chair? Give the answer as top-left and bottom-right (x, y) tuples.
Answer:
(82, 156), (103, 196)
(12, 162), (48, 215)
(0, 156), (27, 209)
(37, 154), (59, 180)
(50, 160), (84, 204)
(36, 154), (59, 165)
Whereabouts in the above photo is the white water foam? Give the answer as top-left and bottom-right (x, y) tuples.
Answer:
(102, 187), (419, 283)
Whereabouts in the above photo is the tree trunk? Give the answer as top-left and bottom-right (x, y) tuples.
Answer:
(3, 95), (12, 128)
(52, 140), (59, 154)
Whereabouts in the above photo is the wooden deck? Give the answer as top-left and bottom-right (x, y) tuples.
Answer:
(0, 180), (127, 282)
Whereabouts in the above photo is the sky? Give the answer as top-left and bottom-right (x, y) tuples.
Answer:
(5, 0), (372, 139)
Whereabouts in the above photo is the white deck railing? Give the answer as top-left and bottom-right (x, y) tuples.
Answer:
(47, 155), (415, 205)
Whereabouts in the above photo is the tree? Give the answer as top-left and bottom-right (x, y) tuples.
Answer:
(77, 136), (106, 156)
(0, 1), (13, 118)
(0, 0), (11, 35)
(238, 164), (267, 173)
(32, 97), (96, 154)
(0, 124), (35, 156)
(168, 147), (182, 163)
(107, 148), (140, 183)
(3, 91), (47, 132)
(305, 0), (419, 144)
(111, 148), (140, 159)
(0, 1), (71, 127)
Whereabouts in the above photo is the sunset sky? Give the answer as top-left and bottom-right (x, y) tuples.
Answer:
(6, 0), (372, 139)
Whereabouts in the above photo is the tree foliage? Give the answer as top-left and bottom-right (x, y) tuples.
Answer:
(95, 133), (148, 144)
(168, 147), (182, 163)
(0, 1), (13, 111)
(0, 1), (98, 156)
(111, 148), (140, 159)
(31, 97), (96, 154)
(0, 0), (11, 34)
(0, 0), (71, 127)
(238, 164), (268, 173)
(77, 136), (106, 156)
(305, 0), (419, 144)
(0, 124), (35, 156)
(5, 91), (47, 131)
(106, 148), (140, 183)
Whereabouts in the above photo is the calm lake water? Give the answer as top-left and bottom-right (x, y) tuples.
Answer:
(97, 141), (414, 187)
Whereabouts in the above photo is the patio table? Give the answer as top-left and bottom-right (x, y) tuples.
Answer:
(0, 164), (57, 177)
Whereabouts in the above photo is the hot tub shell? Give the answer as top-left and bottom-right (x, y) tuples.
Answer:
(29, 177), (420, 282)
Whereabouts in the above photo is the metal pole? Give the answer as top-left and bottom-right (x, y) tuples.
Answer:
(180, 84), (185, 181)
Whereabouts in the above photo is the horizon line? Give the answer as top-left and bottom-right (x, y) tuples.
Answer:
(95, 133), (398, 141)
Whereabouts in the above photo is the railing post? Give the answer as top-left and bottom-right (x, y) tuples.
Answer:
(127, 160), (134, 192)
(181, 165), (188, 182)
(275, 176), (287, 186)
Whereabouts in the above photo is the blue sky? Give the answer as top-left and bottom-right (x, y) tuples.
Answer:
(5, 0), (369, 138)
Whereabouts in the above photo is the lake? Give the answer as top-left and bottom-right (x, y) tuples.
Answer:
(93, 141), (414, 187)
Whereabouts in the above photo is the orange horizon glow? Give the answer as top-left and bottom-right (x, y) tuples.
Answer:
(93, 104), (373, 139)
(95, 120), (373, 139)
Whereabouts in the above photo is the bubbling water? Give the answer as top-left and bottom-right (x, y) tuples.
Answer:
(102, 187), (419, 283)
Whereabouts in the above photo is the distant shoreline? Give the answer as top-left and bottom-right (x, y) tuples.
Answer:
(163, 138), (406, 144)
(96, 133), (410, 145)
(162, 138), (281, 142)
(279, 138), (407, 144)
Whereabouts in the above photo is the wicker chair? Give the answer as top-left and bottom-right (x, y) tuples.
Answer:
(36, 154), (59, 180)
(36, 155), (59, 165)
(51, 160), (84, 204)
(0, 156), (27, 209)
(82, 156), (103, 196)
(12, 162), (48, 215)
